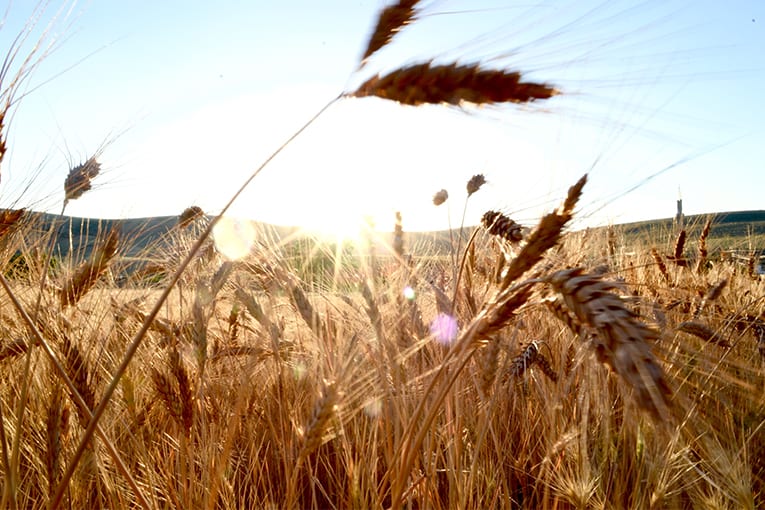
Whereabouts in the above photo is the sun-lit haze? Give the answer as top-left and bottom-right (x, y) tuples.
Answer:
(1, 1), (763, 239)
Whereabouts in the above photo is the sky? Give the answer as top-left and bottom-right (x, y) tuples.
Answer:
(0, 0), (763, 238)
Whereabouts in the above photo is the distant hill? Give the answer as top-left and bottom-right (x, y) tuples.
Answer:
(16, 212), (297, 261)
(11, 209), (765, 265)
(613, 210), (765, 256)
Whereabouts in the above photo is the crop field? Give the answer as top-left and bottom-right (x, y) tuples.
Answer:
(1, 2), (764, 509)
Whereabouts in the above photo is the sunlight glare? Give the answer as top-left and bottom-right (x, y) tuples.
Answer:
(213, 215), (256, 260)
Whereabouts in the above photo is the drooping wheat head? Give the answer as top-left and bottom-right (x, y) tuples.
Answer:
(651, 247), (671, 285)
(546, 267), (672, 420)
(350, 62), (558, 106)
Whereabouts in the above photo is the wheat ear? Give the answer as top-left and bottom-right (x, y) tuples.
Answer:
(695, 218), (712, 273)
(60, 224), (120, 307)
(482, 210), (524, 244)
(498, 174), (586, 292)
(360, 0), (420, 66)
(177, 205), (205, 229)
(677, 321), (729, 347)
(0, 208), (24, 240)
(671, 229), (687, 266)
(350, 62), (558, 106)
(650, 247), (671, 285)
(63, 156), (101, 205)
(546, 267), (672, 420)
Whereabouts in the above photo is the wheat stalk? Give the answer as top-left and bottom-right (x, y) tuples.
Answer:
(393, 210), (405, 260)
(350, 62), (558, 106)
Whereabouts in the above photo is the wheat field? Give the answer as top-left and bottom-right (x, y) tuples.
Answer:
(1, 2), (764, 509)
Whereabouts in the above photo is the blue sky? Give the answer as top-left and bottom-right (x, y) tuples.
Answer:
(1, 1), (763, 235)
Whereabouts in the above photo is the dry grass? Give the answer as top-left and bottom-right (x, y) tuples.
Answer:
(0, 2), (763, 509)
(0, 175), (763, 509)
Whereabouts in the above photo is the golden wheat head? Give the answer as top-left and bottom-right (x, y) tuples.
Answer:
(547, 267), (672, 421)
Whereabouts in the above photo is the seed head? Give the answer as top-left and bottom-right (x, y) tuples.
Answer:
(467, 174), (486, 196)
(178, 206), (205, 229)
(432, 189), (448, 206)
(64, 157), (101, 203)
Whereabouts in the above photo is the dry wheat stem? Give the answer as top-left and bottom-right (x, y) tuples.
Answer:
(0, 402), (15, 509)
(0, 273), (151, 510)
(49, 95), (342, 510)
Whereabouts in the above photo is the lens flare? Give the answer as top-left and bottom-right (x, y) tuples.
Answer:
(213, 216), (256, 260)
(403, 286), (416, 300)
(430, 313), (459, 345)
